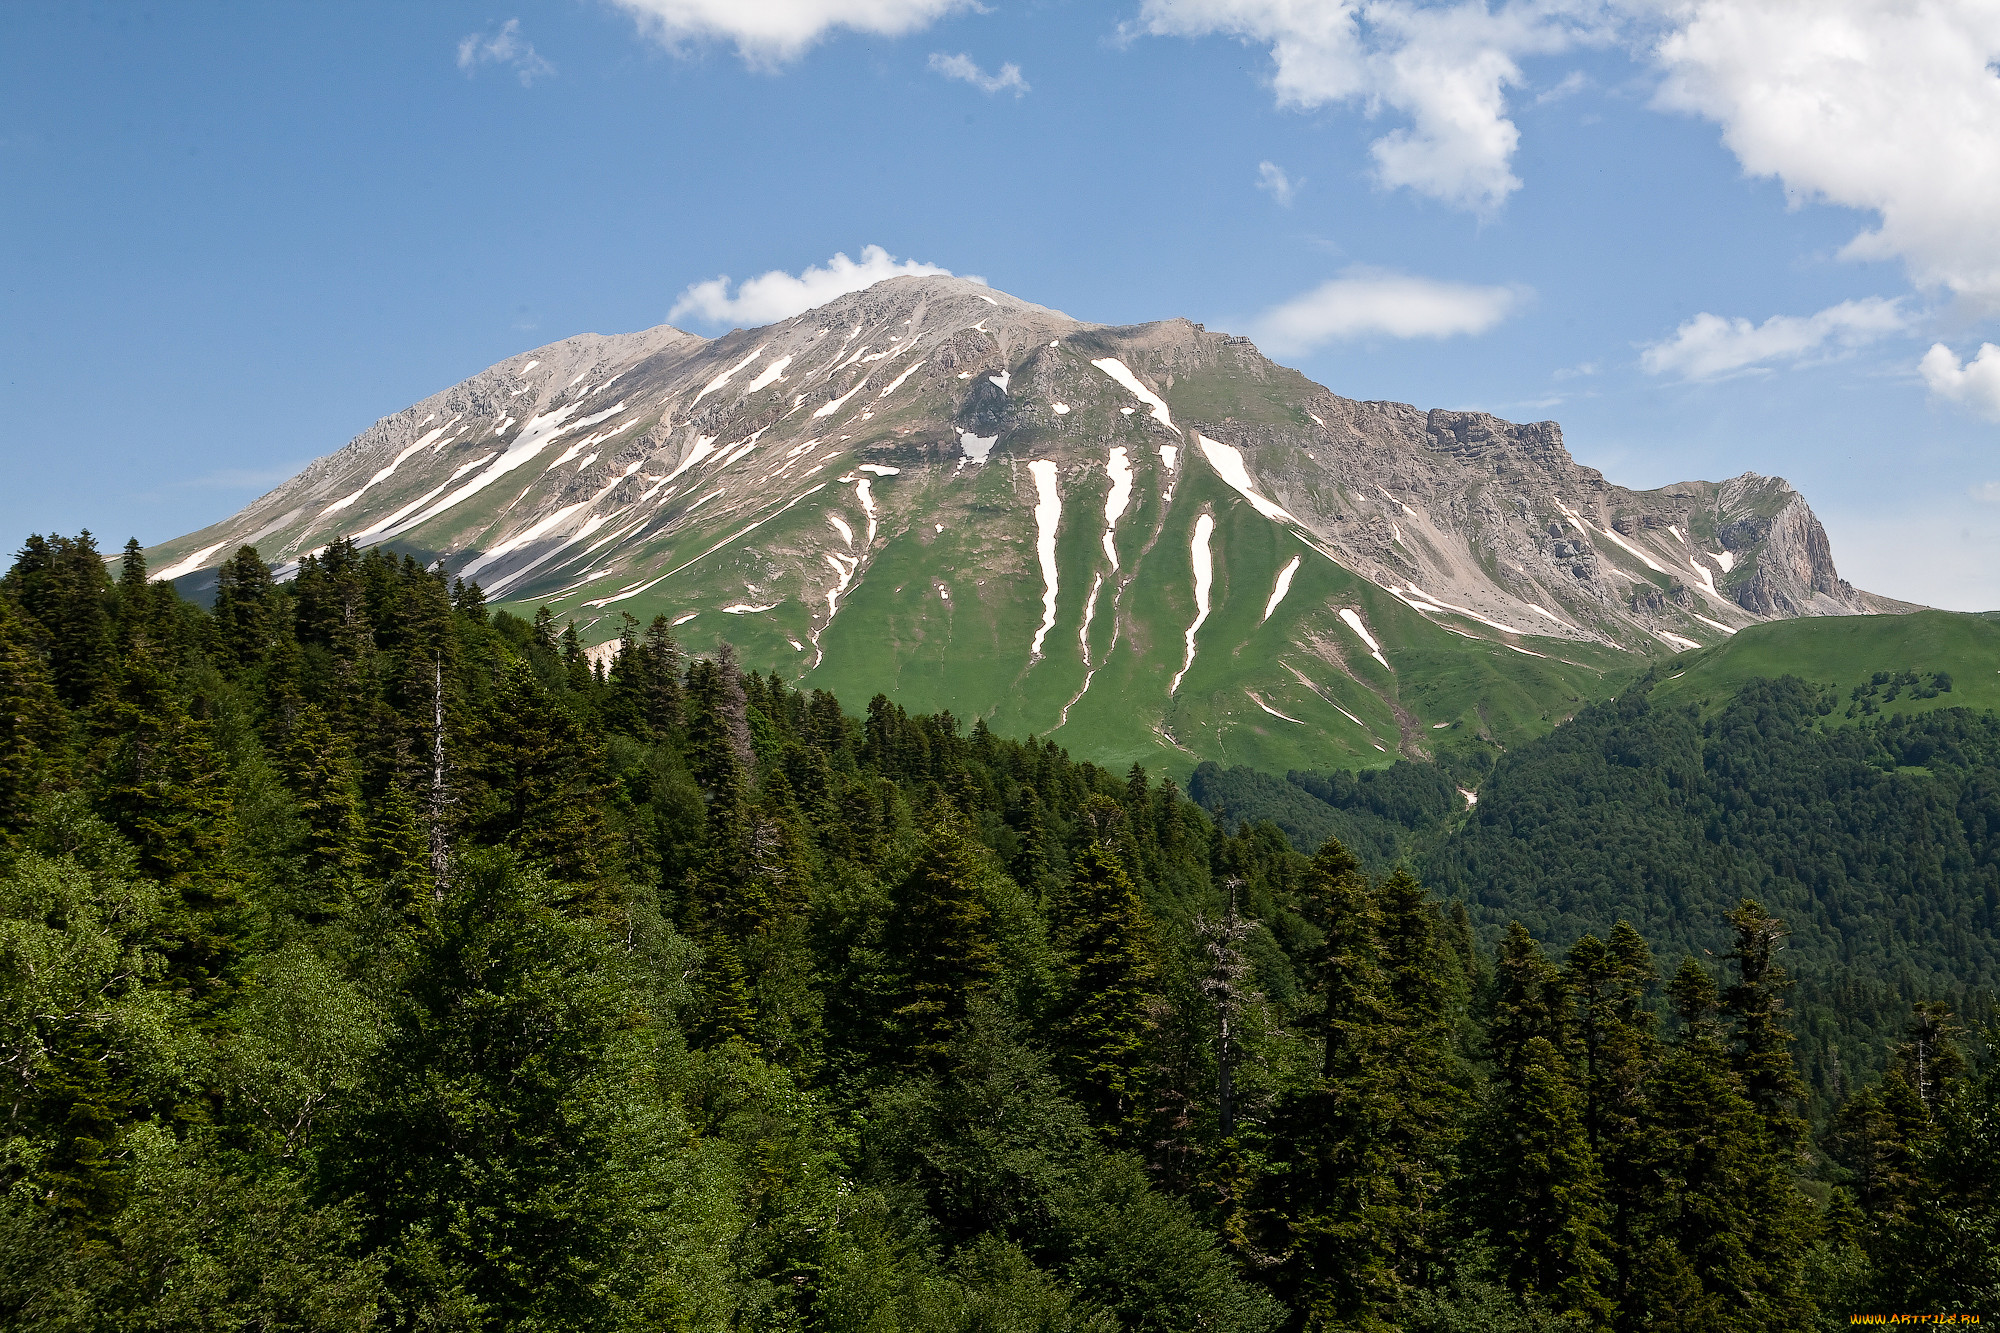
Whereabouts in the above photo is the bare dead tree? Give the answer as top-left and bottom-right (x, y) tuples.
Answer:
(1195, 876), (1259, 1139)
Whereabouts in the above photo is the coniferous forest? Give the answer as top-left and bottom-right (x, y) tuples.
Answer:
(1, 531), (1995, 1330)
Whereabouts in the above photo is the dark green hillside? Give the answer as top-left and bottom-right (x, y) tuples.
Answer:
(2, 531), (1994, 1328)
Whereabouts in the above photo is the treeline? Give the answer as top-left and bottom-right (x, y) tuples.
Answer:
(0, 531), (1993, 1329)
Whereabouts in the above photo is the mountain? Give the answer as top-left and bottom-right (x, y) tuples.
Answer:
(146, 275), (1917, 774)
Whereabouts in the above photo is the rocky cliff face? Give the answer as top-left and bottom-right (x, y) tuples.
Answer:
(147, 275), (1916, 771)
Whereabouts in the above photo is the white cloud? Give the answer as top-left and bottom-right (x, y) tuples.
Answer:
(1639, 297), (1907, 381)
(1136, 0), (1612, 213)
(928, 52), (1030, 95)
(1653, 0), (2000, 306)
(1256, 160), (1298, 205)
(609, 0), (973, 68)
(1138, 0), (2000, 300)
(1249, 267), (1527, 353)
(1920, 342), (2000, 420)
(1970, 481), (2000, 503)
(457, 19), (554, 85)
(669, 245), (972, 327)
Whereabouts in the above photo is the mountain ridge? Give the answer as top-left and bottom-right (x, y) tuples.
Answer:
(146, 274), (1919, 772)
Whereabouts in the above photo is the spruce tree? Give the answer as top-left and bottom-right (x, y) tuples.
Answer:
(211, 545), (276, 668)
(6, 531), (114, 707)
(0, 595), (69, 838)
(466, 660), (610, 886)
(1050, 841), (1158, 1136)
(1472, 926), (1613, 1326)
(884, 814), (998, 1062)
(1259, 837), (1401, 1325)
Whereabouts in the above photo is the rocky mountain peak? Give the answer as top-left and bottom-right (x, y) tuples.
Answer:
(145, 275), (1918, 772)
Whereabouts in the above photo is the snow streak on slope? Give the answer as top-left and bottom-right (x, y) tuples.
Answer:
(1028, 460), (1062, 659)
(1338, 608), (1391, 671)
(1197, 434), (1295, 523)
(1090, 358), (1173, 428)
(742, 355), (792, 395)
(1262, 555), (1301, 623)
(393, 400), (614, 534)
(1102, 447), (1132, 569)
(156, 541), (228, 582)
(319, 418), (458, 518)
(690, 345), (764, 409)
(1171, 513), (1215, 695)
(1060, 573), (1106, 728)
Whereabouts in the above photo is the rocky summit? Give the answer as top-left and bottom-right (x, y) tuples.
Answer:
(148, 275), (1916, 772)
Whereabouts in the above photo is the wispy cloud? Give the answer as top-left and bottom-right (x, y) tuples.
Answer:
(1255, 160), (1298, 206)
(1639, 298), (1908, 381)
(928, 52), (1030, 96)
(610, 0), (973, 70)
(669, 245), (973, 327)
(1249, 267), (1527, 355)
(1535, 70), (1588, 106)
(457, 19), (554, 86)
(1921, 342), (2000, 420)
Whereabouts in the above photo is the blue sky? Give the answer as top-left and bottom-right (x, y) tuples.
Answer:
(4, 0), (1997, 607)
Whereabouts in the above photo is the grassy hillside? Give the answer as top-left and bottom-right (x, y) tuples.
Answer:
(1652, 609), (2000, 720)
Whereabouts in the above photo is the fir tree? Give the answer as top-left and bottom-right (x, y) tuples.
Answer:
(1050, 841), (1158, 1136)
(0, 595), (69, 838)
(884, 814), (998, 1062)
(1471, 926), (1613, 1326)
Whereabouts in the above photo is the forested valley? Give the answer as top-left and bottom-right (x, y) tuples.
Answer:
(1, 531), (1994, 1330)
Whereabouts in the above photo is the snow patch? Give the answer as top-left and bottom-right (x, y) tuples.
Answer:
(989, 371), (1010, 392)
(1052, 403), (1069, 414)
(855, 478), (878, 546)
(155, 541), (228, 582)
(958, 431), (998, 464)
(1171, 513), (1216, 695)
(1246, 690), (1303, 724)
(672, 613), (698, 626)
(827, 514), (854, 546)
(1090, 357), (1173, 428)
(813, 380), (866, 418)
(1262, 555), (1301, 623)
(742, 355), (793, 395)
(722, 603), (778, 614)
(690, 345), (765, 409)
(1690, 612), (1737, 635)
(859, 464), (899, 476)
(1338, 608), (1392, 671)
(1028, 460), (1062, 659)
(1712, 549), (1735, 572)
(1196, 434), (1295, 523)
(1102, 447), (1132, 570)
(877, 359), (926, 397)
(1657, 630), (1701, 652)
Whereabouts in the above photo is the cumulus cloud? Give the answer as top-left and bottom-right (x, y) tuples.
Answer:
(608, 0), (973, 68)
(1256, 160), (1298, 205)
(1920, 342), (2000, 420)
(457, 19), (554, 85)
(1653, 0), (2000, 307)
(1249, 267), (1527, 353)
(669, 245), (971, 327)
(928, 52), (1030, 95)
(1137, 0), (2000, 305)
(1639, 297), (1908, 381)
(1136, 0), (1611, 213)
